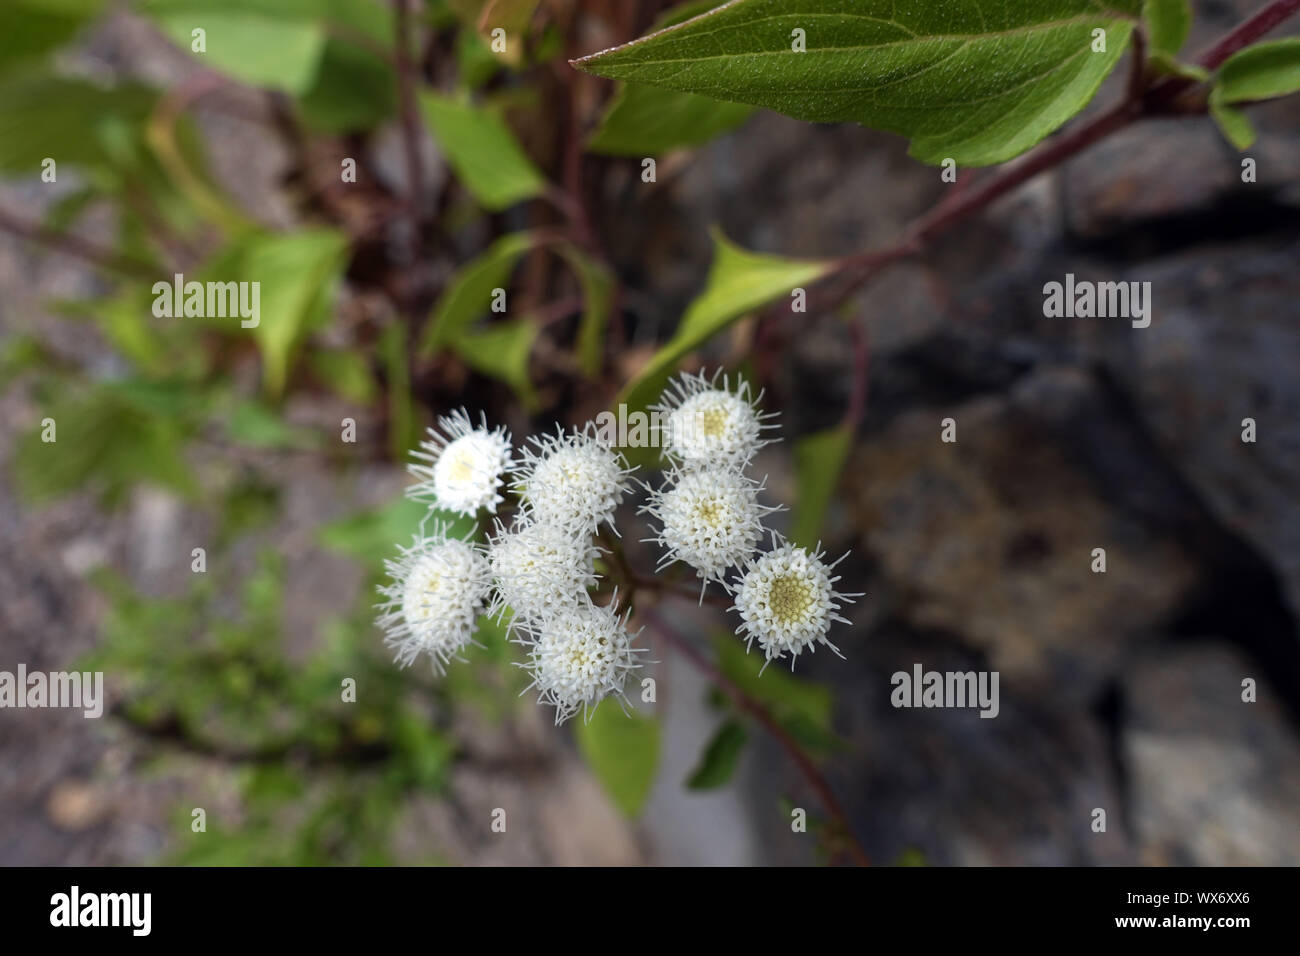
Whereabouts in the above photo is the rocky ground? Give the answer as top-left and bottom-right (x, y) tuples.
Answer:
(2, 1), (1298, 865)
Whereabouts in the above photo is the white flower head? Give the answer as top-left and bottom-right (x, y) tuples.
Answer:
(408, 409), (512, 516)
(642, 465), (777, 593)
(377, 524), (492, 674)
(487, 520), (600, 627)
(513, 424), (635, 535)
(654, 369), (777, 469)
(729, 534), (858, 669)
(520, 599), (644, 724)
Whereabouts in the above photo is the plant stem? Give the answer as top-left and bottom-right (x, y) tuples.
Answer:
(1196, 0), (1300, 70)
(393, 0), (426, 254)
(641, 608), (871, 867)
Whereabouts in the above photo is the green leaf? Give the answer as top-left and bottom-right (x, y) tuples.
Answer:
(297, 36), (398, 132)
(475, 0), (540, 66)
(714, 635), (839, 754)
(589, 0), (752, 156)
(0, 0), (103, 79)
(1142, 0), (1190, 58)
(146, 8), (327, 95)
(307, 348), (376, 404)
(616, 228), (831, 415)
(419, 92), (547, 210)
(419, 230), (542, 355)
(574, 704), (660, 818)
(588, 85), (752, 156)
(1209, 93), (1255, 149)
(574, 0), (1138, 166)
(204, 229), (349, 396)
(12, 382), (198, 505)
(686, 720), (748, 790)
(557, 244), (615, 376)
(0, 74), (157, 173)
(1214, 37), (1300, 104)
(790, 423), (852, 549)
(455, 319), (540, 412)
(225, 399), (319, 449)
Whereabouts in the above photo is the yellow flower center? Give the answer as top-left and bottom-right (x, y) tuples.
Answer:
(447, 448), (476, 483)
(769, 573), (815, 624)
(694, 497), (722, 524)
(697, 405), (729, 438)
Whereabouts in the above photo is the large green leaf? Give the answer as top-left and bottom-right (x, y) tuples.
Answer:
(789, 423), (852, 549)
(574, 704), (660, 818)
(616, 228), (832, 415)
(574, 0), (1139, 166)
(419, 230), (542, 355)
(419, 92), (547, 210)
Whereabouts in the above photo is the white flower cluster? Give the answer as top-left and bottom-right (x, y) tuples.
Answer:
(647, 370), (856, 667)
(378, 370), (858, 723)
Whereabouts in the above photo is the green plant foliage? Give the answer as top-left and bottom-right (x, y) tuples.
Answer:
(574, 703), (661, 818)
(790, 423), (852, 549)
(84, 551), (455, 865)
(686, 719), (748, 789)
(714, 635), (839, 755)
(380, 323), (418, 461)
(419, 92), (547, 210)
(308, 349), (378, 404)
(12, 381), (200, 505)
(146, 9), (327, 95)
(1209, 98), (1255, 149)
(1215, 37), (1300, 103)
(587, 0), (753, 156)
(297, 36), (398, 132)
(419, 230), (542, 355)
(575, 0), (1139, 166)
(455, 318), (541, 412)
(0, 0), (104, 79)
(588, 84), (754, 156)
(200, 229), (350, 396)
(557, 243), (615, 376)
(224, 398), (322, 450)
(0, 74), (158, 173)
(616, 227), (831, 424)
(1143, 0), (1191, 58)
(319, 498), (475, 571)
(1208, 39), (1300, 149)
